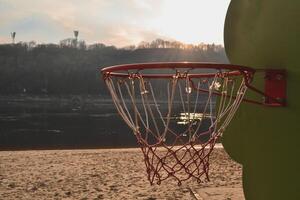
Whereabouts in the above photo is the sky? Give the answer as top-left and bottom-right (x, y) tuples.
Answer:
(0, 0), (230, 47)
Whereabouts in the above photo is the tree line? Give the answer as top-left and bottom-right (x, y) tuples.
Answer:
(0, 39), (228, 96)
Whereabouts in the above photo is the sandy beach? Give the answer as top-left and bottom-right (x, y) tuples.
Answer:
(0, 147), (244, 200)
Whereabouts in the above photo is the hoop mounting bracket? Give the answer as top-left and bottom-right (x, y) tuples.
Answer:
(245, 69), (287, 107)
(264, 69), (287, 106)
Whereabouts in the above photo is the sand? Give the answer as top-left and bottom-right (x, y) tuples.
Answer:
(0, 148), (244, 200)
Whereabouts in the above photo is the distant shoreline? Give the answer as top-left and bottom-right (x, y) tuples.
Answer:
(0, 143), (224, 152)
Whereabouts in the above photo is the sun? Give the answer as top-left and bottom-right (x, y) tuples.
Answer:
(148, 0), (229, 44)
(158, 1), (205, 44)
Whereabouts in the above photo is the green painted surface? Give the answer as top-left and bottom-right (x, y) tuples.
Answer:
(223, 0), (300, 199)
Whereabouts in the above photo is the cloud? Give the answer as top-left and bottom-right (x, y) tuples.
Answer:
(0, 13), (71, 43)
(0, 0), (230, 46)
(0, 36), (9, 43)
(92, 25), (166, 47)
(0, 0), (164, 46)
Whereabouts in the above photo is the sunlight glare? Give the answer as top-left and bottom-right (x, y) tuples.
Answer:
(149, 0), (230, 44)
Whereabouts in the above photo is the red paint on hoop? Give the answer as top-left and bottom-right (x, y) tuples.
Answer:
(100, 62), (286, 106)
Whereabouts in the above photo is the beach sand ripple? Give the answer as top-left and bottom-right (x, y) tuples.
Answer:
(0, 148), (244, 199)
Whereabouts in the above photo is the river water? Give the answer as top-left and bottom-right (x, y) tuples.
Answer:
(0, 95), (213, 150)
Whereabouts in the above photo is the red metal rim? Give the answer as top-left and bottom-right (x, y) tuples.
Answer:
(100, 62), (286, 106)
(101, 62), (256, 79)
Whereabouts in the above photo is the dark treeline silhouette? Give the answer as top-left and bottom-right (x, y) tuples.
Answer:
(0, 38), (228, 96)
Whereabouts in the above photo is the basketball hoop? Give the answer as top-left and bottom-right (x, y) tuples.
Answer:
(101, 62), (255, 185)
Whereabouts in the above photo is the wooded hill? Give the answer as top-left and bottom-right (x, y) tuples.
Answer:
(0, 39), (228, 96)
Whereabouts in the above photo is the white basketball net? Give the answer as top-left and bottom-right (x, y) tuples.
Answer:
(103, 69), (248, 185)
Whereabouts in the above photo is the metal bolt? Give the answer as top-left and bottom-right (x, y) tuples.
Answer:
(276, 74), (283, 81)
